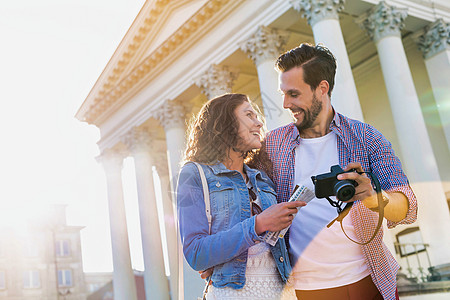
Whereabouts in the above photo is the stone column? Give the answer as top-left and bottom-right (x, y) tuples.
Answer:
(290, 0), (364, 121)
(414, 19), (450, 151)
(154, 100), (204, 300)
(358, 1), (450, 266)
(153, 150), (180, 300)
(122, 128), (170, 300)
(97, 149), (138, 300)
(194, 64), (238, 99)
(240, 26), (293, 130)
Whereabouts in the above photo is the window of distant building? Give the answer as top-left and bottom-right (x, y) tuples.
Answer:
(55, 240), (70, 257)
(57, 269), (72, 287)
(23, 270), (40, 288)
(0, 271), (5, 289)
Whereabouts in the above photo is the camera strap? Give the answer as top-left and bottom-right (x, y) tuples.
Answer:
(326, 171), (385, 245)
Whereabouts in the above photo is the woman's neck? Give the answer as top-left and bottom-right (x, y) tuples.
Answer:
(222, 149), (246, 179)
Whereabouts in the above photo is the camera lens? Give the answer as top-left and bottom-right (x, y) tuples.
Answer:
(334, 180), (355, 201)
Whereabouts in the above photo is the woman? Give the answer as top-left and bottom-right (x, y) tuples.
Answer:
(177, 93), (303, 299)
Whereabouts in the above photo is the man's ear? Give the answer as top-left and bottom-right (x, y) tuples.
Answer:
(318, 80), (329, 96)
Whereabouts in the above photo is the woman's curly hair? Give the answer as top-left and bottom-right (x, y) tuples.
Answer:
(184, 93), (273, 176)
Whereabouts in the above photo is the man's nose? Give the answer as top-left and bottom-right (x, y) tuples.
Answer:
(283, 95), (291, 109)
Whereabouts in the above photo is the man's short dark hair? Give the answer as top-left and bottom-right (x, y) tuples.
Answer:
(275, 43), (336, 97)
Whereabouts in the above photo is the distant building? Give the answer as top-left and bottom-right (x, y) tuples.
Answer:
(0, 205), (86, 299)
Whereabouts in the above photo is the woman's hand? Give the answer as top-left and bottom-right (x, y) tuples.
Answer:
(255, 201), (306, 235)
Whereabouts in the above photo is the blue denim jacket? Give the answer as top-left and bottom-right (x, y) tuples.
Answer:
(177, 162), (292, 289)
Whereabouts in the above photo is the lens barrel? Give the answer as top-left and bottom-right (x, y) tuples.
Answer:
(334, 180), (355, 201)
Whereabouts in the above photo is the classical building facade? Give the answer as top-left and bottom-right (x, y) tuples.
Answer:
(76, 0), (450, 299)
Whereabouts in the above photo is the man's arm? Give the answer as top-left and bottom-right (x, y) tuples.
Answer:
(362, 190), (408, 223)
(338, 162), (409, 222)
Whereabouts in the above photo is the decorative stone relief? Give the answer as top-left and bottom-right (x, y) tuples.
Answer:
(239, 26), (289, 66)
(153, 100), (188, 131)
(414, 19), (450, 59)
(357, 1), (408, 43)
(122, 127), (154, 154)
(97, 148), (127, 173)
(290, 0), (344, 26)
(194, 64), (238, 99)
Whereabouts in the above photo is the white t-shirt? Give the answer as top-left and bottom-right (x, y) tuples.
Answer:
(289, 131), (370, 290)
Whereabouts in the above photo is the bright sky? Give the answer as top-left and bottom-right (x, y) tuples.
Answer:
(0, 0), (147, 272)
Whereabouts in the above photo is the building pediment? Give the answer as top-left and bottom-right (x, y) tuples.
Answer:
(76, 0), (214, 125)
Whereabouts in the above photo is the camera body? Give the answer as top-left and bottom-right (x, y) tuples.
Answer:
(311, 165), (358, 202)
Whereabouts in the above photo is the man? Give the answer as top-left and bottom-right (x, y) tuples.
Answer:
(266, 43), (417, 299)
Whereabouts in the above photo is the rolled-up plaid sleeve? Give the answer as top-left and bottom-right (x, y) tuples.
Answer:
(366, 124), (418, 228)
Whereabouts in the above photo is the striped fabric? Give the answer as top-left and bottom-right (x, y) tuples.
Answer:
(265, 112), (417, 300)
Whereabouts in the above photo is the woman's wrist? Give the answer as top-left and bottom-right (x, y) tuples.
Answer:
(254, 215), (266, 235)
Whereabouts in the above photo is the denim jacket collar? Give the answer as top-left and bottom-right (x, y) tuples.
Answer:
(209, 162), (262, 179)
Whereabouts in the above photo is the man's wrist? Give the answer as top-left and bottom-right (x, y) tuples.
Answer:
(369, 191), (390, 212)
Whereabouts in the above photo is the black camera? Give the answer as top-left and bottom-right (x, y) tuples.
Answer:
(311, 165), (358, 202)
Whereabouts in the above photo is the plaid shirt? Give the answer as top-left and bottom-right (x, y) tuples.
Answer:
(265, 112), (417, 300)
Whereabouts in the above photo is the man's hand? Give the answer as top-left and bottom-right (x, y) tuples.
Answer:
(336, 162), (377, 206)
(255, 201), (306, 235)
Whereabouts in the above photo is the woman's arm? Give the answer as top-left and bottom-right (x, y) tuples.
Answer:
(177, 164), (261, 271)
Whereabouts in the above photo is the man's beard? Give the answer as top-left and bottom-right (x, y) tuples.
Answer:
(293, 93), (322, 131)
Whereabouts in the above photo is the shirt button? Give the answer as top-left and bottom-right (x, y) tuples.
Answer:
(279, 257), (284, 262)
(216, 182), (221, 187)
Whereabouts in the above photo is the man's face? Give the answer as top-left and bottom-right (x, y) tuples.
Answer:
(279, 66), (323, 131)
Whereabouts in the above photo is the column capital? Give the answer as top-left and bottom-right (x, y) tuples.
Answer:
(413, 19), (450, 59)
(154, 100), (188, 131)
(240, 26), (289, 66)
(97, 148), (127, 173)
(122, 127), (154, 155)
(290, 0), (344, 27)
(194, 64), (238, 99)
(357, 1), (407, 43)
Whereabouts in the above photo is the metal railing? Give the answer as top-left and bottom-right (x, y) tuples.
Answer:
(394, 242), (442, 283)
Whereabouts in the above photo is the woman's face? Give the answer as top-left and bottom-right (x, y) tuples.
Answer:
(234, 101), (263, 152)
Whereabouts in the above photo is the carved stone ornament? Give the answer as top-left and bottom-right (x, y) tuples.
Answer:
(415, 19), (450, 59)
(357, 1), (408, 43)
(239, 26), (289, 66)
(122, 127), (154, 154)
(290, 0), (345, 27)
(96, 148), (127, 173)
(194, 64), (238, 99)
(154, 100), (188, 131)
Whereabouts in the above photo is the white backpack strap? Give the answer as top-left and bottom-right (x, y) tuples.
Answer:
(192, 162), (212, 234)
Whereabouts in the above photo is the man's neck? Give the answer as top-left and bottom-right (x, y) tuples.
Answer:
(299, 103), (334, 139)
